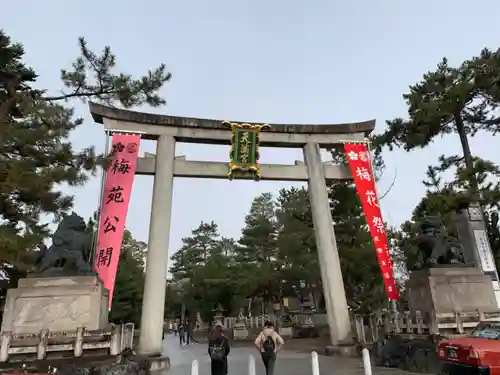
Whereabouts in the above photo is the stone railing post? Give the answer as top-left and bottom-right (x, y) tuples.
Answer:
(37, 329), (49, 360)
(415, 310), (424, 334)
(121, 323), (135, 350)
(110, 324), (122, 355)
(0, 331), (11, 362)
(74, 327), (85, 357)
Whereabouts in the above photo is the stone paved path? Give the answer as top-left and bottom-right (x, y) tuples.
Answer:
(160, 334), (425, 375)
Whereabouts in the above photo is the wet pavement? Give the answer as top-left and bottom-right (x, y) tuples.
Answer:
(161, 334), (428, 375)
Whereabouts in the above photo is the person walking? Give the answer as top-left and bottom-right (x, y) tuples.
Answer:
(254, 321), (284, 375)
(172, 321), (178, 336)
(208, 324), (230, 375)
(186, 319), (194, 344)
(178, 322), (186, 346)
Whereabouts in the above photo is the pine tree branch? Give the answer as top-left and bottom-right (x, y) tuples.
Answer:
(380, 168), (398, 201)
(0, 76), (21, 122)
(41, 89), (118, 102)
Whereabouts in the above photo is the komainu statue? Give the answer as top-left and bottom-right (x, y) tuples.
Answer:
(31, 213), (94, 277)
(413, 216), (465, 270)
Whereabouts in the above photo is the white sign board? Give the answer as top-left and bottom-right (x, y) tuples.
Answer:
(474, 229), (496, 273)
(473, 229), (500, 307)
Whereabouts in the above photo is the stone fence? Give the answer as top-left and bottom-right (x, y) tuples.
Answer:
(353, 309), (500, 345)
(222, 309), (499, 344)
(222, 314), (327, 329)
(0, 323), (135, 363)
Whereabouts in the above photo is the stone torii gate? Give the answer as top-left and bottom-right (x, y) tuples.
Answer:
(89, 102), (375, 356)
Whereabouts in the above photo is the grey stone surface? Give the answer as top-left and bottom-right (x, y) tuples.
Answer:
(456, 206), (483, 267)
(304, 143), (352, 346)
(135, 157), (353, 181)
(457, 204), (500, 277)
(89, 102), (375, 135)
(1, 276), (108, 333)
(279, 326), (293, 338)
(160, 335), (425, 375)
(139, 135), (175, 357)
(456, 203), (500, 308)
(232, 324), (249, 340)
(407, 266), (499, 315)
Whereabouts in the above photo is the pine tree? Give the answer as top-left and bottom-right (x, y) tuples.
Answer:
(234, 193), (280, 305)
(376, 50), (500, 193)
(237, 193), (277, 263)
(275, 187), (320, 308)
(109, 231), (146, 325)
(0, 30), (171, 264)
(169, 221), (221, 280)
(375, 49), (500, 278)
(169, 222), (242, 319)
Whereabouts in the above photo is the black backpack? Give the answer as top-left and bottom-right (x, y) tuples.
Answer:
(210, 341), (225, 361)
(262, 335), (275, 354)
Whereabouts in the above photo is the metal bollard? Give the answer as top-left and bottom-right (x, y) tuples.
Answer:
(362, 348), (372, 375)
(191, 359), (199, 375)
(311, 351), (320, 375)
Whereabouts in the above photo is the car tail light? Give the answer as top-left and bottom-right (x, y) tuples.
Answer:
(467, 348), (481, 366)
(469, 349), (480, 358)
(438, 348), (445, 357)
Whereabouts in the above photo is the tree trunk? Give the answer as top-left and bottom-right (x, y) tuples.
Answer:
(456, 114), (479, 195)
(455, 114), (474, 170)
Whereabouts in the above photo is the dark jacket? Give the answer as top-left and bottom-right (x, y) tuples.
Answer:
(208, 335), (230, 375)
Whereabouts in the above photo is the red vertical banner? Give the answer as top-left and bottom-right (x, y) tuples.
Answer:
(344, 143), (399, 300)
(96, 134), (141, 308)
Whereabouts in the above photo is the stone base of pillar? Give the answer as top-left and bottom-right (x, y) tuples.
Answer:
(147, 356), (171, 371)
(325, 344), (359, 357)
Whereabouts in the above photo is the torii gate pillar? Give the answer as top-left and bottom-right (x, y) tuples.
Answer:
(304, 143), (351, 346)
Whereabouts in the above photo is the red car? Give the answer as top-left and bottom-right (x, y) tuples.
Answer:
(438, 321), (500, 375)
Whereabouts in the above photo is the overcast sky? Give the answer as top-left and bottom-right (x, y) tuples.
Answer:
(3, 0), (500, 265)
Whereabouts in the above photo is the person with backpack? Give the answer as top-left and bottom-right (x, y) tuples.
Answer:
(178, 322), (186, 346)
(254, 321), (284, 375)
(208, 324), (230, 375)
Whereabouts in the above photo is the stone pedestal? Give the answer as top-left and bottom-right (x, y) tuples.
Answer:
(1, 276), (109, 334)
(232, 322), (249, 340)
(279, 326), (293, 338)
(407, 266), (499, 316)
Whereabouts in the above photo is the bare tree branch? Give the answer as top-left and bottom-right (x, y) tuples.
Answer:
(379, 167), (398, 201)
